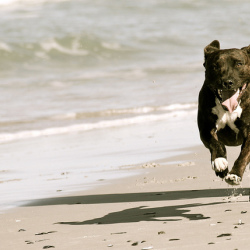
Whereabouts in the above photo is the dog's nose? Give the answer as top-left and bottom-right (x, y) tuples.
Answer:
(222, 80), (233, 89)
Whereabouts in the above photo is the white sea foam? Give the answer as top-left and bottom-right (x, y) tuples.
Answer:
(46, 103), (197, 121)
(41, 38), (88, 56)
(0, 108), (197, 143)
(101, 42), (121, 50)
(0, 42), (12, 52)
(160, 103), (197, 111)
(103, 103), (197, 115)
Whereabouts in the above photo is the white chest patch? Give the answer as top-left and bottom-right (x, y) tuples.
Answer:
(212, 98), (242, 133)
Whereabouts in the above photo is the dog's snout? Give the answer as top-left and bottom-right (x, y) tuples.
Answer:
(222, 80), (234, 89)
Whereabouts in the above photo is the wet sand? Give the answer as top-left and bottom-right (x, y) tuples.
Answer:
(1, 145), (250, 250)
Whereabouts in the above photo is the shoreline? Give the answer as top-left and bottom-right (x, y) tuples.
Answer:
(0, 112), (200, 212)
(1, 144), (250, 250)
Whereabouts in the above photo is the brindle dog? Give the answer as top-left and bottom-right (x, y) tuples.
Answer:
(198, 40), (250, 185)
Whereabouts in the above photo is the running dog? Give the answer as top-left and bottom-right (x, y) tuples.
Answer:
(198, 40), (250, 185)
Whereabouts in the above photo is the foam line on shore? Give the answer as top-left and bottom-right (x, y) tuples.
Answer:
(0, 109), (197, 143)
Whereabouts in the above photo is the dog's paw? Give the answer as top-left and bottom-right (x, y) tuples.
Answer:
(225, 174), (241, 186)
(212, 158), (228, 172)
(215, 168), (229, 178)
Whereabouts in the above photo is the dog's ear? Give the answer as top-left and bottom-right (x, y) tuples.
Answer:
(241, 45), (250, 56)
(204, 40), (220, 56)
(203, 40), (220, 67)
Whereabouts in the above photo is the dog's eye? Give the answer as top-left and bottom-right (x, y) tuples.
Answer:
(236, 62), (243, 67)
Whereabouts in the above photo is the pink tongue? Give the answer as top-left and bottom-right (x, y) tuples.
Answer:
(221, 90), (239, 113)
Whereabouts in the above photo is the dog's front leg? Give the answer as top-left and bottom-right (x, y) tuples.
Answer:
(200, 127), (229, 178)
(225, 135), (250, 185)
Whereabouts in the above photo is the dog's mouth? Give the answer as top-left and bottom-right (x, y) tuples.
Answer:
(215, 83), (248, 113)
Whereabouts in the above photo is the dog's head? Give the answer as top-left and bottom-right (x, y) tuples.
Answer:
(203, 40), (250, 111)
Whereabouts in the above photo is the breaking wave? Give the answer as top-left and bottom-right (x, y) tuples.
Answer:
(0, 103), (197, 143)
(0, 34), (133, 66)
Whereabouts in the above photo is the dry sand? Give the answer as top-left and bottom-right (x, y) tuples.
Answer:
(1, 145), (249, 250)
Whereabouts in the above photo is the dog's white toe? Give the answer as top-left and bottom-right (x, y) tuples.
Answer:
(225, 174), (241, 185)
(212, 157), (228, 172)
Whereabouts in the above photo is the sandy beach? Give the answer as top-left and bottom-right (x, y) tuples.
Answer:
(1, 144), (249, 250)
(1, 1), (250, 250)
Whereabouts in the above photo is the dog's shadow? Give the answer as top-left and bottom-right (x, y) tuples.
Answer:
(57, 202), (218, 225)
(25, 188), (249, 225)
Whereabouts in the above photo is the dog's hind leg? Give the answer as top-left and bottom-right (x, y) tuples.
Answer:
(225, 136), (250, 185)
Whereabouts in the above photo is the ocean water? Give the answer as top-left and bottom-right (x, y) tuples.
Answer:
(1, 0), (250, 140)
(0, 0), (250, 210)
